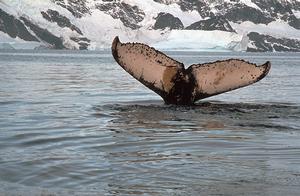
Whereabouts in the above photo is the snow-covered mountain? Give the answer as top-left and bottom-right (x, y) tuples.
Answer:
(0, 0), (300, 51)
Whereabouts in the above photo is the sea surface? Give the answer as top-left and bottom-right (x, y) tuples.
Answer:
(0, 50), (300, 196)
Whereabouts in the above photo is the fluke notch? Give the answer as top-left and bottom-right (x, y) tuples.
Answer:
(112, 36), (271, 105)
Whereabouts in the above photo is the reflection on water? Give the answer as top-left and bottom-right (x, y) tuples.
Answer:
(105, 101), (299, 131)
(0, 50), (300, 195)
(96, 102), (300, 195)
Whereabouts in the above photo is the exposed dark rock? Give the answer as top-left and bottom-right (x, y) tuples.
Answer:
(224, 5), (274, 24)
(70, 37), (90, 50)
(186, 16), (235, 32)
(153, 0), (173, 5)
(41, 9), (91, 49)
(154, 0), (214, 18)
(247, 32), (300, 52)
(96, 2), (145, 29)
(250, 0), (300, 29)
(288, 0), (300, 11)
(194, 1), (215, 18)
(252, 0), (293, 16)
(41, 9), (83, 34)
(2, 0), (300, 51)
(153, 12), (184, 30)
(154, 0), (299, 28)
(285, 14), (300, 30)
(20, 16), (65, 49)
(51, 0), (90, 18)
(0, 9), (38, 42)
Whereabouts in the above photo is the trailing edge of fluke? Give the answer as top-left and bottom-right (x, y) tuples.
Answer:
(111, 36), (271, 105)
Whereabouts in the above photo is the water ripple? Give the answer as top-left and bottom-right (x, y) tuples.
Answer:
(1, 51), (300, 195)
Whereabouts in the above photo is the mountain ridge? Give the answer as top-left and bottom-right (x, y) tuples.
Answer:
(0, 0), (300, 51)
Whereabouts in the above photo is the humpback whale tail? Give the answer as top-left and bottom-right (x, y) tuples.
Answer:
(112, 36), (271, 105)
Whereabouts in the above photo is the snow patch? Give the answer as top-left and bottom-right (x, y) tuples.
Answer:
(1, 0), (84, 49)
(0, 31), (43, 49)
(1, 0), (299, 51)
(221, 0), (262, 11)
(77, 9), (132, 49)
(239, 0), (262, 11)
(77, 8), (169, 49)
(123, 0), (202, 27)
(231, 21), (300, 40)
(293, 10), (300, 19)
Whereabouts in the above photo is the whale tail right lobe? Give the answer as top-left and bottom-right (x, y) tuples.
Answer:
(189, 59), (271, 102)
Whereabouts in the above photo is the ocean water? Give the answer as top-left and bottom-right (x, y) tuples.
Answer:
(0, 50), (300, 196)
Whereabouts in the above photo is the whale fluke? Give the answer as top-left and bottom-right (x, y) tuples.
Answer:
(112, 36), (271, 105)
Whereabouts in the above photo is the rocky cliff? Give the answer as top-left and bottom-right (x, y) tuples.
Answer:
(0, 0), (299, 51)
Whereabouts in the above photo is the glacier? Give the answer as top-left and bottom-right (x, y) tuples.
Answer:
(152, 30), (247, 52)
